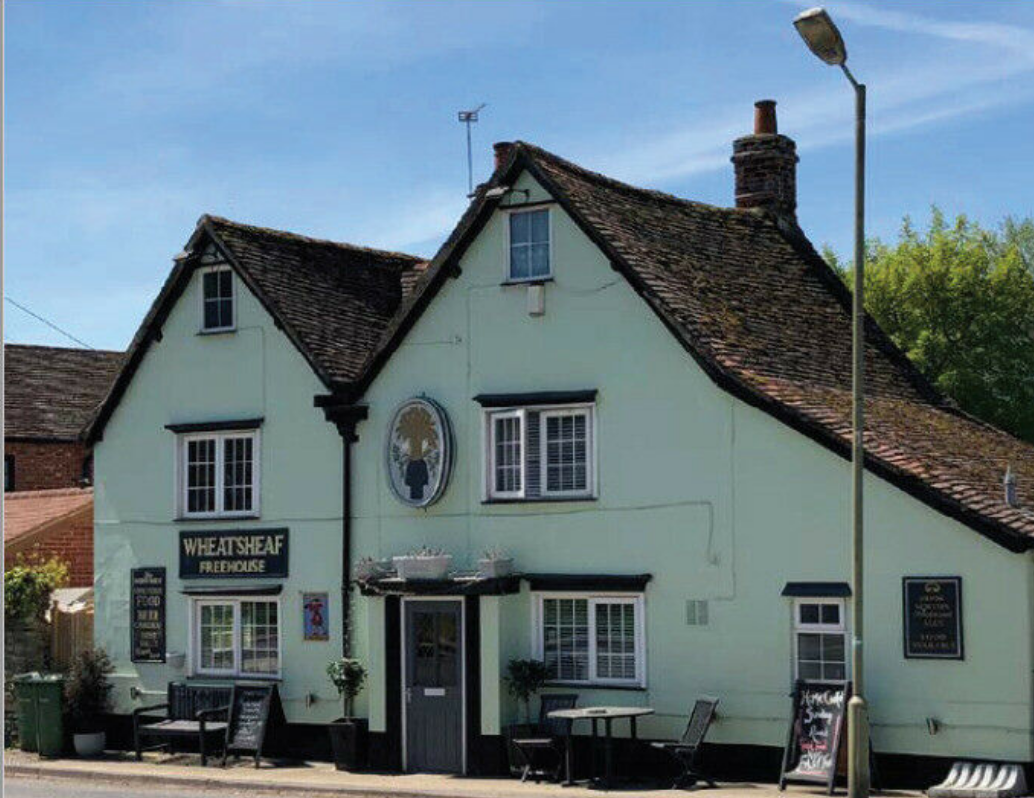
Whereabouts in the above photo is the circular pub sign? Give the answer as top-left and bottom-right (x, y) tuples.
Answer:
(385, 398), (453, 508)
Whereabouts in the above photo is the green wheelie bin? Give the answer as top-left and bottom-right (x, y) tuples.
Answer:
(13, 673), (65, 757)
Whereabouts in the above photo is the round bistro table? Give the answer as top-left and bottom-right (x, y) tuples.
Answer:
(548, 705), (655, 788)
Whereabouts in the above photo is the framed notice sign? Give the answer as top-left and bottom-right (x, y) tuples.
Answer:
(303, 592), (329, 641)
(903, 576), (963, 659)
(131, 568), (166, 663)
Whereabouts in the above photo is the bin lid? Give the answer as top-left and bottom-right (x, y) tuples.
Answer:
(13, 672), (64, 683)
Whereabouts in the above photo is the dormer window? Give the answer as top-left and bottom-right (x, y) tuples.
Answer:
(201, 266), (235, 332)
(508, 209), (551, 282)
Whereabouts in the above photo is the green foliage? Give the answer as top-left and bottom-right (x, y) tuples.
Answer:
(65, 649), (114, 733)
(504, 658), (550, 723)
(327, 657), (367, 719)
(4, 558), (69, 623)
(832, 209), (1034, 442)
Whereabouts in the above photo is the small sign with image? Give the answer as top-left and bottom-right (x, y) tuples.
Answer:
(303, 592), (329, 641)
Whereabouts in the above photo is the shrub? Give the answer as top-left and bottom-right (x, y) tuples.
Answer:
(4, 558), (69, 624)
(327, 658), (367, 719)
(65, 649), (114, 733)
(504, 659), (550, 724)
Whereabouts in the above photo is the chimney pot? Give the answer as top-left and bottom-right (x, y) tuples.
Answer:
(731, 99), (799, 220)
(754, 100), (778, 135)
(493, 141), (515, 172)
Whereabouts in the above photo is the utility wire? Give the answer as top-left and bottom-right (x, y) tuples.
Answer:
(4, 296), (94, 349)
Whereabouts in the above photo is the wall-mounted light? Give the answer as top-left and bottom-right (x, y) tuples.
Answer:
(926, 717), (941, 735)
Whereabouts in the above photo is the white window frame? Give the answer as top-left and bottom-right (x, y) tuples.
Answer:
(539, 406), (595, 499)
(504, 207), (554, 283)
(483, 403), (597, 501)
(199, 265), (236, 333)
(190, 597), (282, 679)
(178, 430), (261, 519)
(486, 409), (526, 500)
(792, 597), (848, 682)
(531, 592), (646, 688)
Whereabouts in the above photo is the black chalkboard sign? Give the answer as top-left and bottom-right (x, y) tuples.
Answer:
(779, 680), (849, 795)
(131, 568), (166, 663)
(903, 576), (963, 659)
(223, 684), (278, 767)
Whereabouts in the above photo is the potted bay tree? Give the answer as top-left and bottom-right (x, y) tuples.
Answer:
(327, 657), (368, 771)
(503, 658), (551, 775)
(65, 648), (114, 757)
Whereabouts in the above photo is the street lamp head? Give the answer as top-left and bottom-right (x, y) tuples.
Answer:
(794, 7), (847, 66)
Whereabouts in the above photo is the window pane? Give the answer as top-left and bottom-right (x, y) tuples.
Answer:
(824, 663), (846, 680)
(799, 604), (820, 624)
(543, 598), (588, 681)
(797, 633), (821, 661)
(529, 242), (550, 278)
(186, 438), (217, 514)
(545, 412), (588, 494)
(202, 269), (233, 329)
(510, 211), (530, 244)
(799, 661), (822, 680)
(240, 600), (279, 675)
(493, 415), (522, 494)
(595, 601), (637, 681)
(821, 604), (840, 625)
(223, 436), (254, 512)
(200, 603), (234, 671)
(529, 209), (549, 243)
(821, 633), (845, 663)
(218, 269), (232, 297)
(510, 244), (530, 280)
(204, 300), (221, 330)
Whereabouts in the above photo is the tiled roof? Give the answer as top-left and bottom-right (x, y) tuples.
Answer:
(205, 216), (426, 385)
(85, 216), (424, 442)
(3, 487), (93, 545)
(357, 141), (1034, 549)
(4, 345), (124, 440)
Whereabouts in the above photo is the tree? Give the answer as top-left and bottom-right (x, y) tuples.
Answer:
(827, 209), (1034, 443)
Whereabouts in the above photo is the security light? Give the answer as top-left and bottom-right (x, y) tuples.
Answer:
(794, 7), (847, 66)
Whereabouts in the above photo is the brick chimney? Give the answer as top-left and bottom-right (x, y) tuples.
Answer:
(493, 141), (515, 171)
(731, 100), (799, 220)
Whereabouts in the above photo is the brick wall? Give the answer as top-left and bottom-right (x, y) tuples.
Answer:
(4, 440), (90, 492)
(7, 513), (94, 587)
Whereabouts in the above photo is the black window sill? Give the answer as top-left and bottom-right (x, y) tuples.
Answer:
(544, 682), (647, 692)
(500, 277), (554, 288)
(482, 496), (597, 505)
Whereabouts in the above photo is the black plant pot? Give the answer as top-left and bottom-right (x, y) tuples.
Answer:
(328, 718), (368, 772)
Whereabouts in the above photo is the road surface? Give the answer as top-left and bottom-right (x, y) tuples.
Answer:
(5, 778), (260, 798)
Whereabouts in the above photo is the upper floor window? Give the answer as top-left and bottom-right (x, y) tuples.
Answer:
(179, 430), (259, 518)
(793, 598), (846, 681)
(532, 593), (645, 687)
(484, 403), (595, 501)
(201, 266), (235, 332)
(508, 209), (551, 282)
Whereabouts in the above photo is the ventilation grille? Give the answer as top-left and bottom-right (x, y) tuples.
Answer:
(686, 599), (709, 627)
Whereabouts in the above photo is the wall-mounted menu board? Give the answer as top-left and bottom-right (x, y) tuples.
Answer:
(779, 680), (848, 795)
(131, 568), (166, 663)
(903, 576), (963, 659)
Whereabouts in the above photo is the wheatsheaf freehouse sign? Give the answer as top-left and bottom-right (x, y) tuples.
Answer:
(179, 529), (289, 579)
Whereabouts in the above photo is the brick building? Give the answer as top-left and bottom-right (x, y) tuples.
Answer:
(4, 344), (123, 586)
(4, 344), (123, 492)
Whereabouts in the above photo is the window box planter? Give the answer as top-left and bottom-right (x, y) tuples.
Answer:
(477, 557), (514, 579)
(393, 554), (452, 581)
(328, 718), (368, 772)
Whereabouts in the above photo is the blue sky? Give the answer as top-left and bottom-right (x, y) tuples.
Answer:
(6, 0), (1034, 351)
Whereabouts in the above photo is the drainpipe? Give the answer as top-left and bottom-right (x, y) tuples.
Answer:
(314, 396), (369, 668)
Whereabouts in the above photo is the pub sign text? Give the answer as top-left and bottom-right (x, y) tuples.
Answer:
(903, 576), (963, 659)
(180, 529), (289, 579)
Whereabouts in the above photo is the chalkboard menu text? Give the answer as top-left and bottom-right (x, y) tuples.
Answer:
(131, 568), (166, 663)
(180, 528), (288, 579)
(223, 684), (278, 767)
(903, 576), (963, 659)
(779, 680), (848, 795)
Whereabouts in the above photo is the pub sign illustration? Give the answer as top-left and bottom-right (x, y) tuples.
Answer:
(385, 398), (452, 507)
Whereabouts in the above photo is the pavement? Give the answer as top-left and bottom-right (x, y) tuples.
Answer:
(3, 749), (922, 798)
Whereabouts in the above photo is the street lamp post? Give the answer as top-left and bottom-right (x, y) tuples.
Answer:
(792, 8), (869, 798)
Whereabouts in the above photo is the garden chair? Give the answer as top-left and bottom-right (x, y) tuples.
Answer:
(511, 693), (578, 783)
(651, 698), (719, 789)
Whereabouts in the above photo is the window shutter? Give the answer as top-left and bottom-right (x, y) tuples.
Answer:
(526, 411), (541, 498)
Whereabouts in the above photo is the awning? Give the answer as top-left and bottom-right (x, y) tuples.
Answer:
(357, 574), (522, 597)
(523, 573), (652, 592)
(181, 584), (283, 597)
(781, 581), (852, 598)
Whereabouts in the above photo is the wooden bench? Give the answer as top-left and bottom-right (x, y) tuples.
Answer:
(133, 683), (233, 766)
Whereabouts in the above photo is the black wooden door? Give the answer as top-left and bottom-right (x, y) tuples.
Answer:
(404, 600), (463, 773)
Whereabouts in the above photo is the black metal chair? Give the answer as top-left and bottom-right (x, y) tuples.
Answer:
(651, 698), (719, 789)
(511, 693), (578, 783)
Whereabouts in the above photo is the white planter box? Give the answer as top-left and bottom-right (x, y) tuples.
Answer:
(477, 558), (514, 579)
(393, 555), (452, 581)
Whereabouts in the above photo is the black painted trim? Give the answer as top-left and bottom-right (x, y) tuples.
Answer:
(464, 596), (481, 775)
(523, 573), (652, 592)
(384, 596), (402, 772)
(180, 584), (283, 596)
(473, 390), (598, 407)
(781, 582), (852, 598)
(164, 418), (264, 433)
(358, 575), (522, 597)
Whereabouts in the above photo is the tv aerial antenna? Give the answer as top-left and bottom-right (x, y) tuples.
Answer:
(458, 103), (486, 196)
